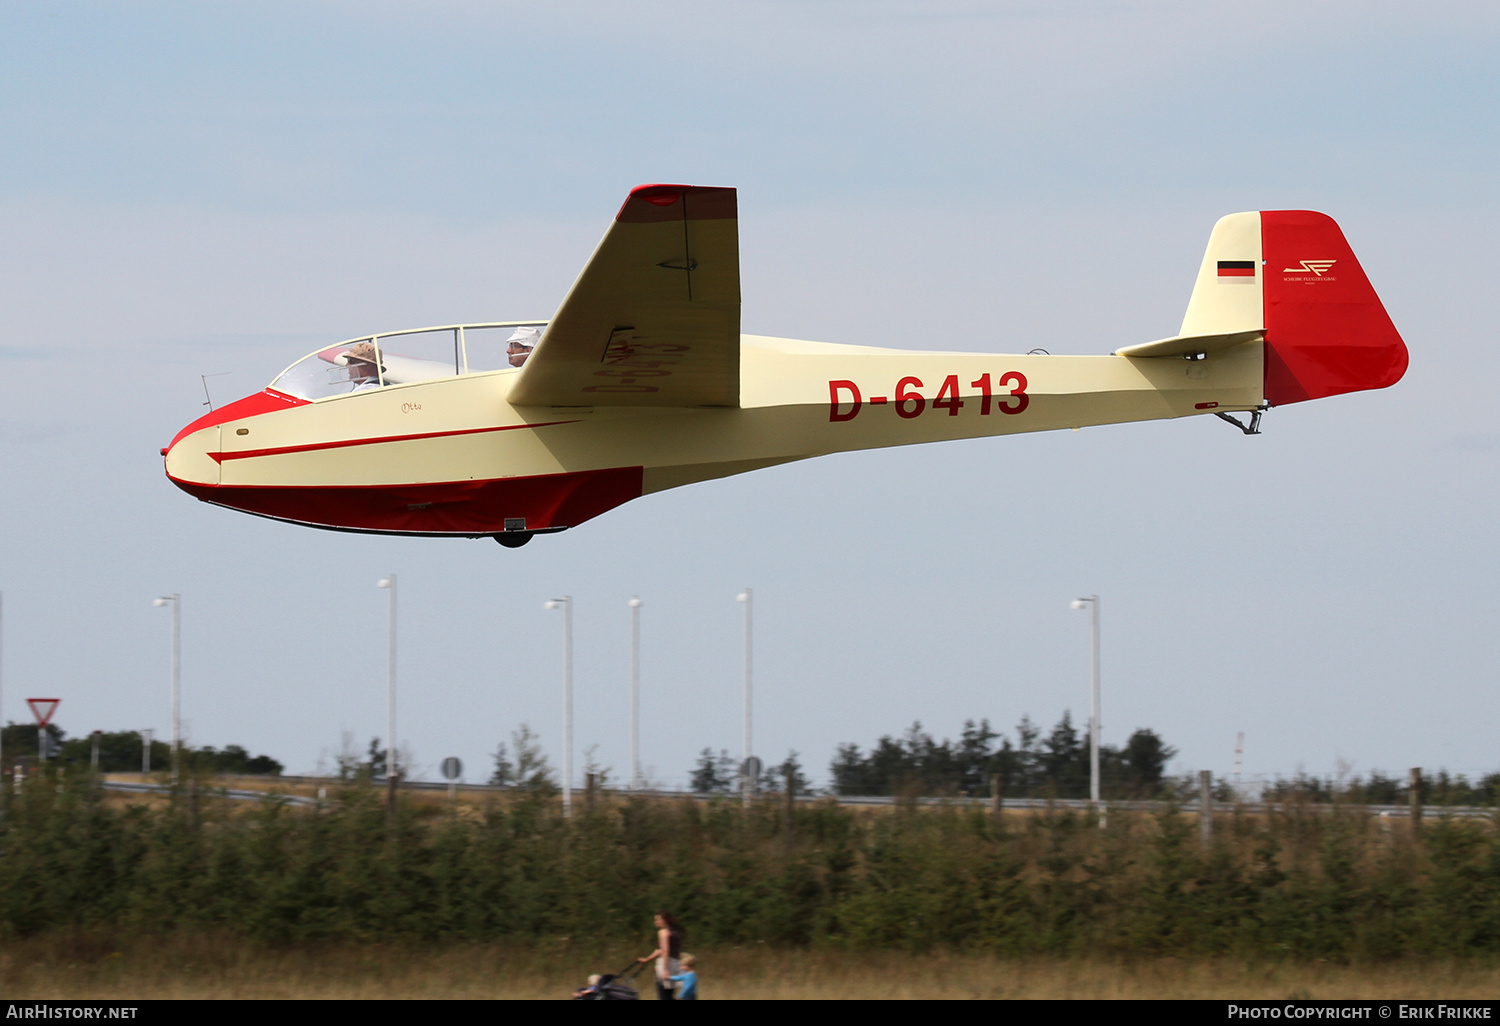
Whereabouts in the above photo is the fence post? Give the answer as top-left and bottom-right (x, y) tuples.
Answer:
(586, 772), (597, 814)
(386, 771), (398, 823)
(1199, 770), (1213, 848)
(1409, 767), (1422, 833)
(990, 773), (1003, 822)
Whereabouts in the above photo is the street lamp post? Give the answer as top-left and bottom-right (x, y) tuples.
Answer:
(737, 588), (753, 807)
(377, 575), (397, 809)
(151, 594), (181, 785)
(1070, 595), (1101, 822)
(628, 597), (643, 791)
(545, 597), (573, 818)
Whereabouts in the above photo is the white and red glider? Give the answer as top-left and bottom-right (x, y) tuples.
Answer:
(163, 185), (1407, 547)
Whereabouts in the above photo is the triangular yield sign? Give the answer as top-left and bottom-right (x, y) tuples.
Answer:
(27, 698), (60, 727)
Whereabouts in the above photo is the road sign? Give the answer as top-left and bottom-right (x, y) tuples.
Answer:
(26, 699), (59, 727)
(740, 755), (762, 781)
(440, 757), (463, 781)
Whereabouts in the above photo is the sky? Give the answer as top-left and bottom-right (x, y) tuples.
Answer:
(1, 0), (1496, 790)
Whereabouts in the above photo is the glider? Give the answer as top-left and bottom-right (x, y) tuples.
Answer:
(162, 185), (1407, 547)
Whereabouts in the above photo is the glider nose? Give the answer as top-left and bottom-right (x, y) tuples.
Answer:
(161, 388), (307, 493)
(162, 419), (220, 489)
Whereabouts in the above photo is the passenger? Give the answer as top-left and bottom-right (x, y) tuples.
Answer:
(506, 326), (540, 367)
(341, 341), (384, 389)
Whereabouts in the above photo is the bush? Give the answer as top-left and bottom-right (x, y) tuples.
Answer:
(2, 770), (1497, 960)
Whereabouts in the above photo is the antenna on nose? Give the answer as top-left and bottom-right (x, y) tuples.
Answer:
(199, 372), (232, 411)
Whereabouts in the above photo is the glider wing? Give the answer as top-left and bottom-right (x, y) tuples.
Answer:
(508, 184), (740, 408)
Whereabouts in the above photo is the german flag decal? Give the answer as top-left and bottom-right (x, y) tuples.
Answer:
(1217, 260), (1256, 283)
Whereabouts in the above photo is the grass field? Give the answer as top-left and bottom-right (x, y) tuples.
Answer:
(4, 936), (1499, 1000)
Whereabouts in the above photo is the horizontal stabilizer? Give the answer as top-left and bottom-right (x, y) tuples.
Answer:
(1115, 329), (1263, 359)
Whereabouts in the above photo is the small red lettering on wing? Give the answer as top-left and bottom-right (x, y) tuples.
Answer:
(595, 330), (686, 392)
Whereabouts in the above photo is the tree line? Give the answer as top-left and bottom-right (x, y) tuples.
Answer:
(1259, 769), (1500, 807)
(534, 712), (1500, 807)
(23, 716), (1493, 808)
(0, 723), (283, 776)
(690, 748), (813, 795)
(512, 712), (1176, 799)
(827, 714), (1175, 799)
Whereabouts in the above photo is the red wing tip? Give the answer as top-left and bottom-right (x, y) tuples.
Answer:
(617, 184), (737, 222)
(631, 183), (695, 195)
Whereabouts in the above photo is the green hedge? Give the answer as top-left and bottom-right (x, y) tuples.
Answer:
(3, 773), (1498, 959)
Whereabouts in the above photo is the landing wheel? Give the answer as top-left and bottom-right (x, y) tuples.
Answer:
(495, 532), (533, 548)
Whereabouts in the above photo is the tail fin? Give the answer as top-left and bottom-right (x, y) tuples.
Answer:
(1260, 210), (1407, 404)
(1176, 210), (1408, 405)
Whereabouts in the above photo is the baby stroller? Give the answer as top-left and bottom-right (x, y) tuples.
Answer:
(572, 960), (649, 1000)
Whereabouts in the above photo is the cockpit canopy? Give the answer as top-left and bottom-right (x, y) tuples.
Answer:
(269, 322), (546, 401)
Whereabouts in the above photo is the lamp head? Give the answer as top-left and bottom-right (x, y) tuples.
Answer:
(377, 578), (392, 589)
(544, 600), (561, 610)
(1070, 599), (1088, 609)
(628, 597), (643, 608)
(152, 597), (170, 607)
(736, 592), (749, 603)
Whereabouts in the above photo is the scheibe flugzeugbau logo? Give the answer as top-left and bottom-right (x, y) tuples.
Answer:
(1283, 259), (1337, 276)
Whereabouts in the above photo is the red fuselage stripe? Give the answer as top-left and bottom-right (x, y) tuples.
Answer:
(210, 420), (579, 463)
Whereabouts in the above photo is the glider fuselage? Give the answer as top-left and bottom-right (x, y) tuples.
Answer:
(163, 331), (1263, 538)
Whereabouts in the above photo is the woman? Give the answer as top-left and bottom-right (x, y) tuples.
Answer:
(637, 910), (684, 1000)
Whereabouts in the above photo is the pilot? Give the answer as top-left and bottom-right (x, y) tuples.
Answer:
(506, 326), (540, 368)
(341, 341), (384, 389)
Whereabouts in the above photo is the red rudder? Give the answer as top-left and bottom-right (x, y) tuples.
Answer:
(1261, 211), (1408, 405)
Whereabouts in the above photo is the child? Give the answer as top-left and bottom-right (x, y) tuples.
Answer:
(666, 954), (698, 1000)
(572, 974), (604, 1000)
